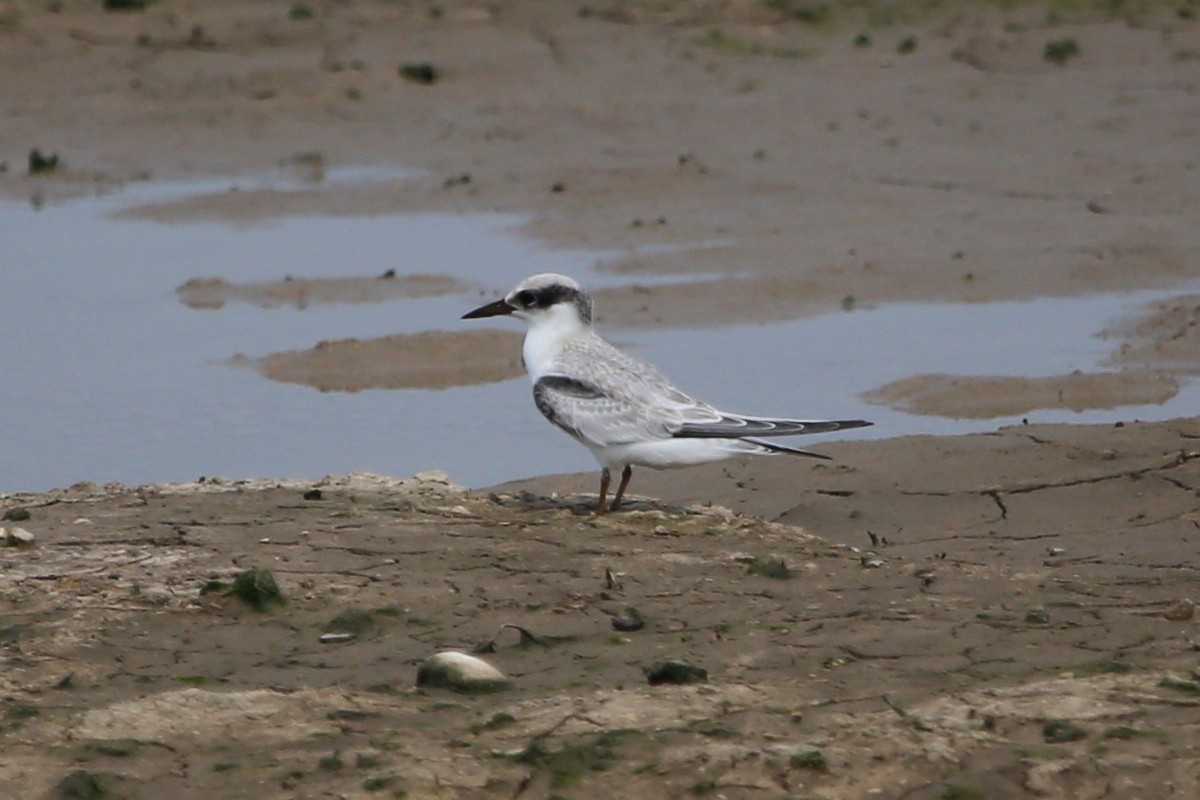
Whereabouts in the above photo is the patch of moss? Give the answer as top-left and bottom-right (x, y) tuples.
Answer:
(231, 567), (286, 611)
(318, 752), (344, 771)
(612, 605), (646, 631)
(3, 699), (40, 731)
(939, 787), (983, 800)
(327, 708), (379, 721)
(695, 724), (738, 739)
(646, 659), (707, 686)
(1102, 724), (1166, 742)
(362, 776), (393, 792)
(763, 0), (831, 25)
(1158, 677), (1200, 695)
(1044, 38), (1081, 65)
(790, 749), (828, 771)
(1043, 719), (1088, 743)
(55, 771), (117, 800)
(692, 28), (814, 59)
(323, 607), (377, 634)
(747, 555), (791, 579)
(1102, 725), (1139, 740)
(28, 148), (60, 174)
(1024, 609), (1050, 624)
(1076, 658), (1133, 676)
(87, 739), (139, 757)
(513, 729), (641, 788)
(399, 63), (438, 84)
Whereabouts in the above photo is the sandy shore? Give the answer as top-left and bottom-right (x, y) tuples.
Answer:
(2, 1), (1199, 797)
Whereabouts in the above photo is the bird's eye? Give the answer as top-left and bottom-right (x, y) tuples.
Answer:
(515, 290), (537, 307)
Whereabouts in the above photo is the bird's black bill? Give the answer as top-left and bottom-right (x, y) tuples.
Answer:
(462, 299), (515, 319)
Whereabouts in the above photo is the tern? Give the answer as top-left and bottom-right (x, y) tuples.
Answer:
(463, 273), (871, 513)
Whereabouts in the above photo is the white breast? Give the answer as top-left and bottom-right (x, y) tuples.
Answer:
(520, 304), (589, 383)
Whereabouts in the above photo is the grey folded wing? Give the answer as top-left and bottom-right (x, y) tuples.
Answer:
(532, 374), (872, 447)
(532, 374), (681, 446)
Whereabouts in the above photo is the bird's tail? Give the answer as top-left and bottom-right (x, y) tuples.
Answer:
(741, 437), (832, 460)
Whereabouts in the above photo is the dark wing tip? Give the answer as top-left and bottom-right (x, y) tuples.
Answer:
(675, 417), (874, 439)
(746, 439), (833, 459)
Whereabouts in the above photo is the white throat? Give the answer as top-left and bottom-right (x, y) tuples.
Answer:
(520, 303), (590, 382)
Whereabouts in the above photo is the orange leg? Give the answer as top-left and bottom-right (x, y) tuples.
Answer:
(596, 468), (611, 514)
(610, 465), (633, 511)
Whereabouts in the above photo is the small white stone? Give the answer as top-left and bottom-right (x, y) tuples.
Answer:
(3, 527), (34, 545)
(417, 651), (510, 692)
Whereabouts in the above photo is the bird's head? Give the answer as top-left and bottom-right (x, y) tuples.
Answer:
(462, 273), (594, 328)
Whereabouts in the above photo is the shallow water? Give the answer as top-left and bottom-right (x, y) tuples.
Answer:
(2, 173), (1196, 493)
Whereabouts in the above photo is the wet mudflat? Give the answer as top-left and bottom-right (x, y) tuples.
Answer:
(2, 419), (1198, 799)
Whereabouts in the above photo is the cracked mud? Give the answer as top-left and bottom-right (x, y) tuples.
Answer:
(3, 421), (1199, 799)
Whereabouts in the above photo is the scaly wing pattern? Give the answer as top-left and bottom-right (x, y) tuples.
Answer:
(531, 334), (872, 448)
(531, 335), (718, 447)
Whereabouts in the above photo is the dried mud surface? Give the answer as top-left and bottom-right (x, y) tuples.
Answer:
(238, 329), (525, 392)
(3, 421), (1200, 800)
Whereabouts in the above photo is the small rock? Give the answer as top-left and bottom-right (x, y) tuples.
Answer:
(1025, 609), (1051, 625)
(416, 651), (510, 693)
(611, 606), (645, 632)
(1164, 599), (1195, 621)
(231, 567), (286, 611)
(399, 62), (439, 84)
(320, 633), (355, 644)
(1, 527), (35, 546)
(27, 148), (59, 174)
(2, 507), (31, 522)
(645, 658), (707, 686)
(55, 770), (109, 800)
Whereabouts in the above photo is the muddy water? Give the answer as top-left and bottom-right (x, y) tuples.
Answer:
(2, 174), (1196, 493)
